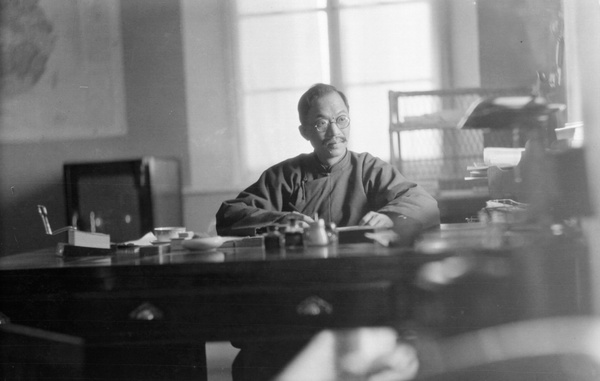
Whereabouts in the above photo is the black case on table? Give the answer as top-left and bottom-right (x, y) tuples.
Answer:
(64, 157), (182, 243)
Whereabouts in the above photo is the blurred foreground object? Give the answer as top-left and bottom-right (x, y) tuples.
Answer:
(275, 327), (418, 381)
(415, 316), (600, 381)
(275, 317), (600, 381)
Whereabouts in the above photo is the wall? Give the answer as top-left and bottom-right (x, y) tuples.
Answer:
(0, 0), (189, 255)
(566, 0), (600, 314)
(478, 0), (564, 103)
(448, 0), (481, 88)
(180, 0), (242, 234)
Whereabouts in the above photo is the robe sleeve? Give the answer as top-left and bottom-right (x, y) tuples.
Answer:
(215, 166), (295, 236)
(363, 154), (440, 229)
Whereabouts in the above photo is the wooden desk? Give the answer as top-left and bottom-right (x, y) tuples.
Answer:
(0, 227), (588, 380)
(0, 243), (428, 380)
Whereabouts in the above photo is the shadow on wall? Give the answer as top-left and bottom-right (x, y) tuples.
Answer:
(1, 183), (65, 256)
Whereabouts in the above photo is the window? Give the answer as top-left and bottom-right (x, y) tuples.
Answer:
(235, 0), (438, 179)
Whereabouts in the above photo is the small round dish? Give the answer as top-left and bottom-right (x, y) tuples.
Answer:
(181, 236), (226, 251)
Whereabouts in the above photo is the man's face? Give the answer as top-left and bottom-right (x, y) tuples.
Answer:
(300, 92), (350, 165)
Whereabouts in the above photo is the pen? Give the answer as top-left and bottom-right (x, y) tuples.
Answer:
(37, 205), (53, 235)
(287, 202), (300, 213)
(37, 204), (76, 235)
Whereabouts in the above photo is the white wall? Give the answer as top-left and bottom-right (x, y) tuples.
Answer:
(448, 0), (481, 88)
(565, 0), (600, 314)
(179, 0), (243, 233)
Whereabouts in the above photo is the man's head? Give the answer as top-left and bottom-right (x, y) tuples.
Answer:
(298, 84), (351, 166)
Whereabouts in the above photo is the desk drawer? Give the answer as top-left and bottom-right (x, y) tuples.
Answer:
(61, 281), (402, 341)
(221, 281), (397, 326)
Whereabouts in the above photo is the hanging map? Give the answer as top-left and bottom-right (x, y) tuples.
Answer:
(0, 0), (126, 141)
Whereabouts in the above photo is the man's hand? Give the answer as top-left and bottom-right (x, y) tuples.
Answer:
(277, 211), (315, 228)
(359, 212), (394, 228)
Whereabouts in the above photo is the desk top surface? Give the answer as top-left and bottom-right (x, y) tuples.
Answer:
(0, 223), (539, 273)
(0, 242), (415, 272)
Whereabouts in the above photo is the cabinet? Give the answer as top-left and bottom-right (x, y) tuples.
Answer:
(64, 157), (182, 243)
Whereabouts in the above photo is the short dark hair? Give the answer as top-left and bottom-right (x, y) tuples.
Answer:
(297, 83), (349, 126)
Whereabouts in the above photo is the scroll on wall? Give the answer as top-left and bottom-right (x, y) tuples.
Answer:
(0, 0), (126, 141)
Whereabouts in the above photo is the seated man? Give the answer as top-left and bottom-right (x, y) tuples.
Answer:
(217, 83), (440, 236)
(216, 83), (440, 381)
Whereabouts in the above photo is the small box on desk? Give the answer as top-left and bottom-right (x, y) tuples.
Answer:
(336, 226), (381, 244)
(55, 229), (113, 257)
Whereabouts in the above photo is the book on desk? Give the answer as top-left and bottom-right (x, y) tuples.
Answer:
(57, 230), (112, 257)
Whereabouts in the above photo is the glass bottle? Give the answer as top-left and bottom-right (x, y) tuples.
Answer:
(264, 225), (284, 251)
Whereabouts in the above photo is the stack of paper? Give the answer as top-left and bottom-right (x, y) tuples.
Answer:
(483, 147), (525, 168)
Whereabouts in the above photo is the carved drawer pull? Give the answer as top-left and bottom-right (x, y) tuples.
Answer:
(296, 296), (333, 316)
(129, 302), (164, 321)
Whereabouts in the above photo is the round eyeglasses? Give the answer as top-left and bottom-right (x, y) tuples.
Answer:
(313, 115), (350, 132)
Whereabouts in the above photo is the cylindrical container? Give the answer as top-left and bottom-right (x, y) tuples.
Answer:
(284, 218), (303, 247)
(304, 219), (329, 246)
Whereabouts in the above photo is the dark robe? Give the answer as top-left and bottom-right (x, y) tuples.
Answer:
(216, 151), (440, 235)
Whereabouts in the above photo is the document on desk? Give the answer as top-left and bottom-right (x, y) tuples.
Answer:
(483, 147), (525, 168)
(124, 232), (156, 246)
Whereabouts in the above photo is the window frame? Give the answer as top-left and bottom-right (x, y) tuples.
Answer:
(232, 0), (442, 183)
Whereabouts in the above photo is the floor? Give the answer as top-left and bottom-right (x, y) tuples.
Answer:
(206, 342), (240, 381)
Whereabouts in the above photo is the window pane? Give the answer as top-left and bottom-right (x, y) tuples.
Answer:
(235, 0), (438, 176)
(345, 81), (435, 162)
(243, 91), (311, 175)
(237, 0), (325, 15)
(339, 1), (433, 84)
(239, 12), (327, 90)
(344, 85), (390, 161)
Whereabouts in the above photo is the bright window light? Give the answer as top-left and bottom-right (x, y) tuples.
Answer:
(235, 0), (437, 179)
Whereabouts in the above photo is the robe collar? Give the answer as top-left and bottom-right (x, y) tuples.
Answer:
(310, 150), (350, 174)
